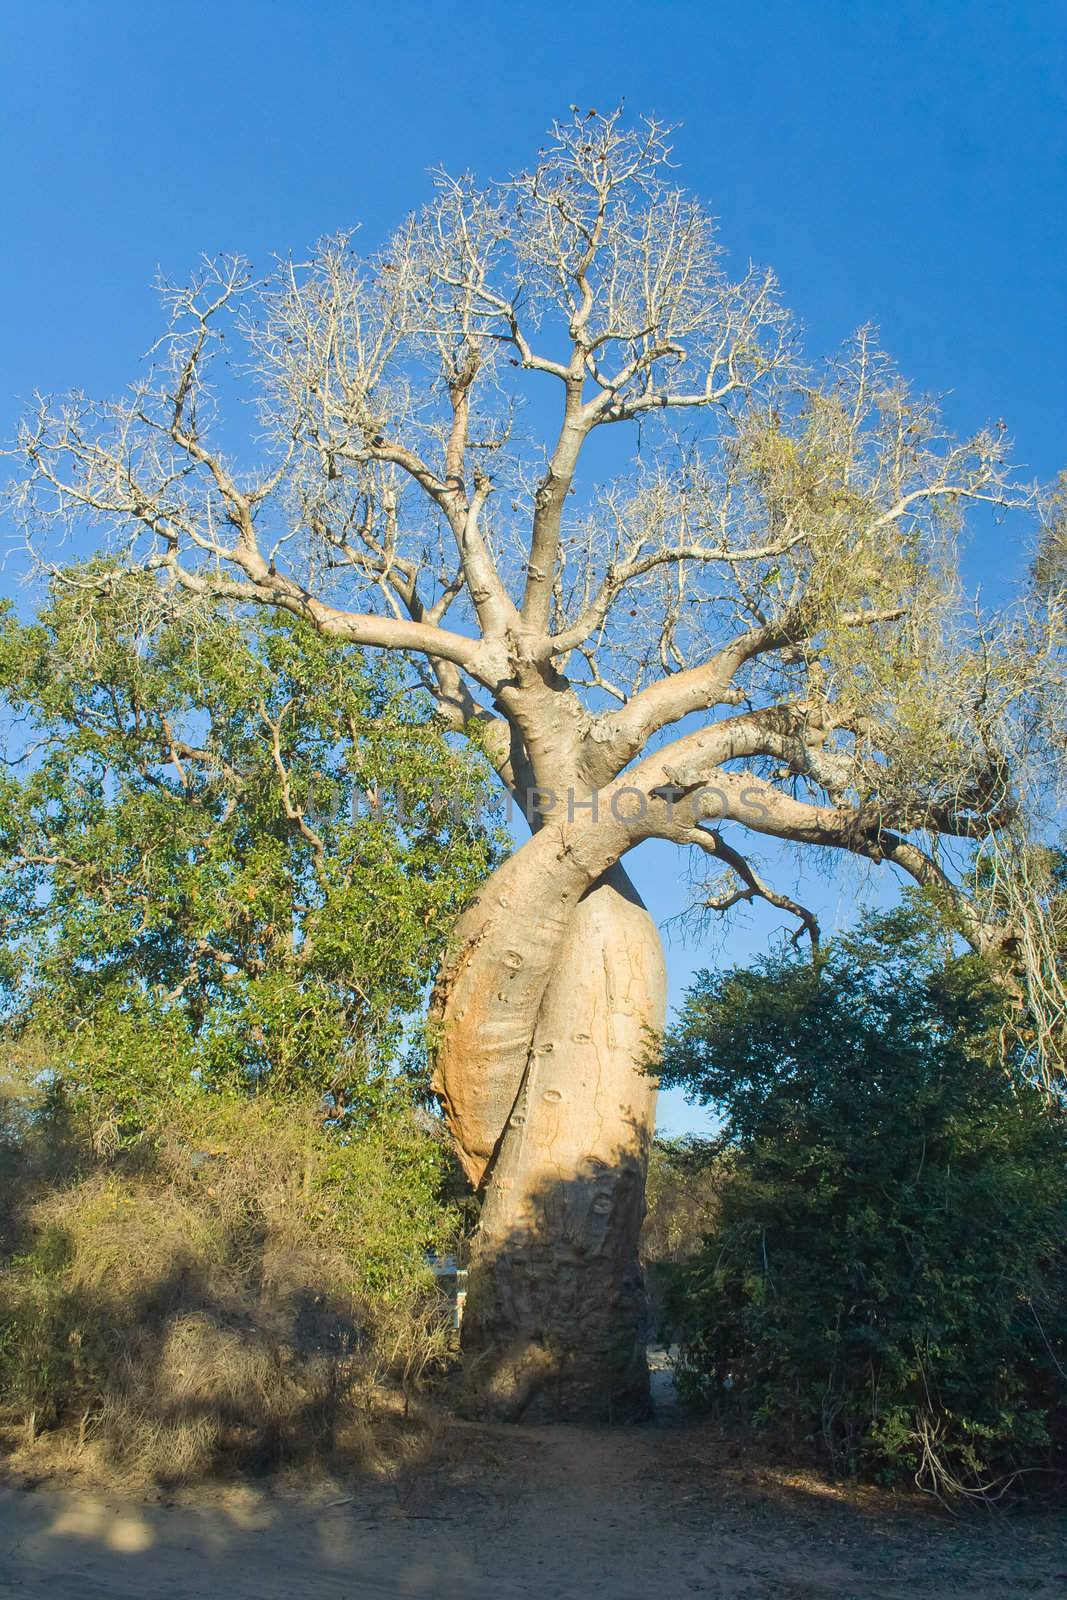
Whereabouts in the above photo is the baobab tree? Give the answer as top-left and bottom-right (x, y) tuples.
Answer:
(10, 111), (1062, 1420)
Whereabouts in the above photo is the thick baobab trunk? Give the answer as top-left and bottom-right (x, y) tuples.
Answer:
(451, 866), (666, 1422)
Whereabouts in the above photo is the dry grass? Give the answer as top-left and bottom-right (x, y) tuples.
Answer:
(0, 1086), (459, 1488)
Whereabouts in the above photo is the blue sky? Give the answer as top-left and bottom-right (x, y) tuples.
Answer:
(2, 1), (1065, 1129)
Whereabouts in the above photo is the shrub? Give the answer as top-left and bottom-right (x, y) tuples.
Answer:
(660, 909), (1067, 1500)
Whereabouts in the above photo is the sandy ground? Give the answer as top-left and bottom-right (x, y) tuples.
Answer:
(1, 1412), (1065, 1600)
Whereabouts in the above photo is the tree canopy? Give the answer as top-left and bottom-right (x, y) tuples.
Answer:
(9, 112), (1063, 1040)
(0, 573), (503, 1138)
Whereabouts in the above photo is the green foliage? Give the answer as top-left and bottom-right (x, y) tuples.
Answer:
(0, 570), (504, 1135)
(660, 908), (1067, 1498)
(0, 571), (501, 1478)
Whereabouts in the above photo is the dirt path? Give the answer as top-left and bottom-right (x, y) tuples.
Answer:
(1, 1419), (1064, 1598)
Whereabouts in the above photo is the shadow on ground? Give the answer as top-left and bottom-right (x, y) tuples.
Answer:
(3, 1417), (1067, 1600)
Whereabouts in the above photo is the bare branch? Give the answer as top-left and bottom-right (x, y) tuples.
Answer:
(686, 827), (821, 946)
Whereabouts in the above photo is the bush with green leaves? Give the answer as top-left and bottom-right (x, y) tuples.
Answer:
(660, 908), (1067, 1499)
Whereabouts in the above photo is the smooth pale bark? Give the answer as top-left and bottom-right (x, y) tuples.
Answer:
(440, 866), (666, 1422)
(429, 769), (674, 1189)
(429, 829), (589, 1189)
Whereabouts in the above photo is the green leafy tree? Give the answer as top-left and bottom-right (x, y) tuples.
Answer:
(0, 576), (506, 1473)
(0, 570), (503, 1139)
(660, 908), (1067, 1499)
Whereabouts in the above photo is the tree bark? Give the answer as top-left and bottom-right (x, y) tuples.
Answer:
(455, 866), (666, 1422)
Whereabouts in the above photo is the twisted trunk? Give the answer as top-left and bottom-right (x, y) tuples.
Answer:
(433, 858), (666, 1421)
